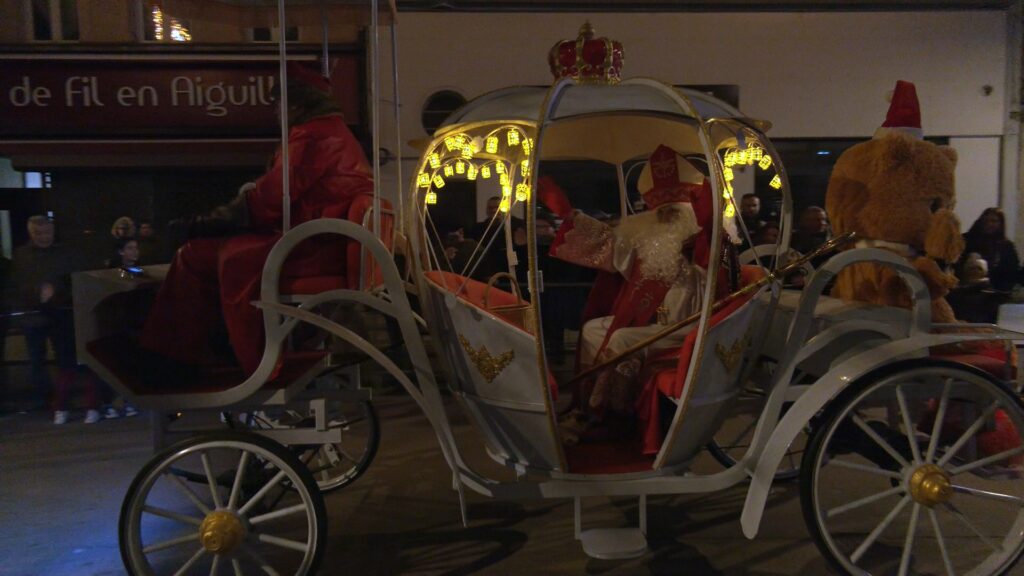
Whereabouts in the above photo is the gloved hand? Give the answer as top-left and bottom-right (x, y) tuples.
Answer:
(537, 176), (573, 219)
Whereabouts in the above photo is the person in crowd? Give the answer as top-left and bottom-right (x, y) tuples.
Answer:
(111, 216), (136, 240)
(466, 196), (525, 280)
(790, 205), (832, 268)
(8, 216), (100, 424)
(0, 254), (9, 401)
(442, 227), (478, 275)
(106, 237), (141, 269)
(956, 208), (1020, 292)
(136, 220), (164, 264)
(753, 221), (780, 247)
(737, 193), (765, 250)
(140, 61), (374, 377)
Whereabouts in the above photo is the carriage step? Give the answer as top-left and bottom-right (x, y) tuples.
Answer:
(579, 528), (648, 560)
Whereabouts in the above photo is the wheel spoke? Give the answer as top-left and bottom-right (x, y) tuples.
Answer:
(237, 469), (288, 517)
(142, 532), (200, 554)
(926, 379), (952, 463)
(201, 453), (224, 510)
(928, 507), (956, 576)
(897, 503), (921, 576)
(255, 532), (310, 553)
(949, 445), (1024, 476)
(167, 473), (211, 515)
(231, 558), (244, 576)
(210, 554), (221, 576)
(850, 495), (910, 563)
(826, 458), (902, 479)
(896, 386), (922, 464)
(952, 483), (1024, 505)
(143, 505), (204, 526)
(937, 401), (1000, 467)
(241, 544), (282, 576)
(228, 451), (251, 511)
(329, 414), (367, 428)
(941, 501), (1002, 552)
(826, 485), (905, 518)
(172, 546), (206, 576)
(249, 503), (308, 526)
(323, 444), (345, 467)
(851, 414), (909, 469)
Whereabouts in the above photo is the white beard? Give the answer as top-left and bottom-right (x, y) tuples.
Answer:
(615, 203), (701, 282)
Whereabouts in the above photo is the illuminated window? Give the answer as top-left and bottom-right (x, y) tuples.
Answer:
(142, 2), (191, 42)
(29, 0), (79, 41)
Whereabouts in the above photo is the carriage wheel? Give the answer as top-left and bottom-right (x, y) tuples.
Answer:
(119, 431), (327, 576)
(801, 362), (1024, 576)
(707, 359), (811, 480)
(243, 399), (380, 493)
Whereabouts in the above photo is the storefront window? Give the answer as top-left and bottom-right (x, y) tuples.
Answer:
(250, 26), (300, 43)
(29, 0), (79, 41)
(142, 2), (191, 42)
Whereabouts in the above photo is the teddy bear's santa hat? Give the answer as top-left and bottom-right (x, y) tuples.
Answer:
(873, 80), (923, 140)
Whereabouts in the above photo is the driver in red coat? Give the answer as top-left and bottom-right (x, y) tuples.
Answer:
(140, 62), (373, 375)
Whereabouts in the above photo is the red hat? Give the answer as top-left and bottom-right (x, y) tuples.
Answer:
(286, 61), (331, 93)
(874, 80), (922, 140)
(638, 145), (705, 209)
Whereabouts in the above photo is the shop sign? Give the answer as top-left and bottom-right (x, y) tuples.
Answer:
(0, 54), (362, 139)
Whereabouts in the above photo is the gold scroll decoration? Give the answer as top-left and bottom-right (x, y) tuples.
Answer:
(459, 334), (515, 383)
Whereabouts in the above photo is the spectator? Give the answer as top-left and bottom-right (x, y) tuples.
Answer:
(8, 216), (100, 424)
(106, 237), (140, 269)
(136, 220), (165, 264)
(442, 227), (478, 275)
(738, 193), (765, 249)
(753, 221), (780, 247)
(791, 205), (831, 263)
(111, 216), (136, 240)
(957, 208), (1020, 292)
(467, 196), (524, 280)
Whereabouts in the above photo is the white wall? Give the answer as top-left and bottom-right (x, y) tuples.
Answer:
(950, 137), (1003, 232)
(376, 10), (1010, 224)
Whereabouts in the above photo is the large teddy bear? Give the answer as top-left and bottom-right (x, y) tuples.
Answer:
(826, 80), (964, 323)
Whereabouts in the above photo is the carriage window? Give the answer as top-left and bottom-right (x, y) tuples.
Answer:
(421, 90), (467, 137)
(538, 160), (620, 219)
(30, 0), (79, 41)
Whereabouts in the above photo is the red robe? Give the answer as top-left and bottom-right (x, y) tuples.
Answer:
(141, 115), (373, 374)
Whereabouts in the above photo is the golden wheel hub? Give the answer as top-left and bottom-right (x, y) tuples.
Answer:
(199, 511), (246, 554)
(909, 464), (953, 507)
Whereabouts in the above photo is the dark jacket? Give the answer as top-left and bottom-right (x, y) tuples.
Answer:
(7, 243), (76, 326)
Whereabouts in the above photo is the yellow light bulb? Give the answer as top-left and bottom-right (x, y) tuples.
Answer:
(522, 138), (533, 154)
(769, 174), (782, 189)
(758, 155), (772, 170)
(499, 198), (510, 213)
(432, 174), (445, 189)
(461, 144), (473, 159)
(444, 164), (454, 177)
(481, 166), (491, 179)
(507, 129), (520, 147)
(737, 150), (748, 165)
(499, 173), (509, 186)
(495, 162), (505, 174)
(515, 183), (529, 202)
(467, 164), (478, 180)
(444, 136), (456, 152)
(455, 161), (466, 174)
(425, 191), (437, 205)
(749, 147), (763, 161)
(502, 184), (512, 197)
(724, 204), (736, 218)
(723, 167), (734, 182)
(724, 151), (738, 167)
(429, 153), (440, 169)
(417, 173), (430, 187)
(520, 160), (530, 177)
(485, 136), (498, 154)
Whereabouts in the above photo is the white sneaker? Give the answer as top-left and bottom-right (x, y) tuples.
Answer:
(103, 406), (121, 419)
(84, 409), (102, 424)
(53, 410), (70, 425)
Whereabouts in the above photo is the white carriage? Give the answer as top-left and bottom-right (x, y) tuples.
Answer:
(70, 9), (1024, 575)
